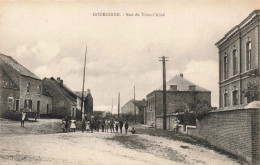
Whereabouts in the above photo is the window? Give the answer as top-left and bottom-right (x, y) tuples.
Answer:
(233, 90), (238, 105)
(246, 41), (252, 70)
(8, 97), (14, 110)
(189, 85), (196, 91)
(24, 99), (32, 109)
(232, 48), (237, 75)
(26, 83), (30, 93)
(170, 85), (177, 91)
(224, 55), (228, 79)
(37, 85), (41, 95)
(47, 104), (49, 114)
(15, 100), (20, 111)
(224, 89), (228, 107)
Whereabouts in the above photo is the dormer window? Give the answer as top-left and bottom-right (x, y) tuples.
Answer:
(189, 85), (196, 91)
(170, 85), (177, 91)
(26, 83), (30, 93)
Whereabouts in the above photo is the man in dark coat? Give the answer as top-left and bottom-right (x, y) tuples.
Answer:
(81, 119), (86, 132)
(125, 122), (129, 134)
(90, 116), (95, 133)
(119, 120), (123, 133)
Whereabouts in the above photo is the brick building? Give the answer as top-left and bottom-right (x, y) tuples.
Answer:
(121, 99), (146, 123)
(74, 90), (93, 116)
(145, 74), (211, 129)
(42, 77), (93, 118)
(0, 54), (52, 117)
(216, 10), (260, 107)
(42, 77), (77, 118)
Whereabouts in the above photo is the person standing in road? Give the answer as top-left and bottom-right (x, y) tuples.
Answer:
(101, 119), (105, 132)
(70, 118), (77, 132)
(115, 122), (119, 133)
(119, 120), (123, 133)
(81, 119), (86, 133)
(90, 116), (95, 133)
(110, 119), (115, 133)
(125, 121), (129, 134)
(21, 112), (26, 127)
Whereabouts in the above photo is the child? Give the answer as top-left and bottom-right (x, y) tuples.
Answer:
(61, 119), (66, 132)
(70, 118), (76, 132)
(115, 122), (119, 133)
(21, 112), (26, 127)
(131, 126), (136, 134)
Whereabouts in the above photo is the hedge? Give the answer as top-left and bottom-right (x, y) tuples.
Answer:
(2, 110), (22, 121)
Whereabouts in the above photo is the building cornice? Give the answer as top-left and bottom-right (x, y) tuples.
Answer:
(216, 10), (260, 48)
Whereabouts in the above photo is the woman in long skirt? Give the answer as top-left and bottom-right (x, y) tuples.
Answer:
(70, 118), (76, 132)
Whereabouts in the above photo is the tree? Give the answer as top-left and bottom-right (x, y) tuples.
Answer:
(243, 82), (260, 103)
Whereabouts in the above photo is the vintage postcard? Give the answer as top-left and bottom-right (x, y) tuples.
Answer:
(0, 0), (259, 165)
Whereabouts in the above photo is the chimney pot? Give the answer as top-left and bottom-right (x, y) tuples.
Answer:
(180, 73), (183, 77)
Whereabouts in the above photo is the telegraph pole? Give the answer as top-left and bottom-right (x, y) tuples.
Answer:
(80, 46), (87, 121)
(118, 92), (120, 119)
(134, 86), (136, 124)
(159, 56), (168, 130)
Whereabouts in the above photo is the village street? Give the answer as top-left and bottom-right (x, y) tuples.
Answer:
(0, 119), (241, 165)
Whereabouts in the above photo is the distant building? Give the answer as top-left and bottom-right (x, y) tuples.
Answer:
(145, 74), (211, 129)
(74, 90), (93, 115)
(42, 77), (77, 118)
(0, 54), (52, 117)
(121, 99), (146, 123)
(215, 10), (260, 107)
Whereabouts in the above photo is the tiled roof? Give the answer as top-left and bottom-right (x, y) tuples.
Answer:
(45, 77), (77, 105)
(74, 91), (90, 98)
(133, 100), (147, 107)
(156, 75), (210, 92)
(0, 54), (40, 80)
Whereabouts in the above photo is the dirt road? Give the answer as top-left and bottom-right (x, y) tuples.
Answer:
(0, 119), (240, 165)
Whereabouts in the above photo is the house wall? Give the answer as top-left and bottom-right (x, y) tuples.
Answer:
(43, 78), (76, 118)
(121, 100), (140, 115)
(218, 15), (260, 107)
(186, 108), (259, 165)
(155, 91), (211, 117)
(0, 65), (20, 115)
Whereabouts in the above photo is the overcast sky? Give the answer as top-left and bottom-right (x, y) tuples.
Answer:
(0, 0), (259, 112)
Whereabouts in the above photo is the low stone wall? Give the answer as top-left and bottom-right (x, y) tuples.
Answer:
(184, 104), (260, 165)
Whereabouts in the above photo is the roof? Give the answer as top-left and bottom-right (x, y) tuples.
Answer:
(74, 91), (91, 98)
(44, 77), (77, 105)
(215, 10), (260, 47)
(155, 75), (210, 92)
(0, 54), (40, 80)
(132, 100), (147, 107)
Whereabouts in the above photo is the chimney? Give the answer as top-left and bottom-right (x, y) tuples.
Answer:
(57, 77), (61, 82)
(142, 99), (145, 102)
(180, 73), (183, 78)
(60, 80), (63, 86)
(87, 89), (91, 93)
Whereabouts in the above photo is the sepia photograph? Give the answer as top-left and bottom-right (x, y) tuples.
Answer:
(0, 0), (259, 164)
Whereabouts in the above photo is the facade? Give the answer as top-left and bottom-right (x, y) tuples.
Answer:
(74, 90), (93, 115)
(121, 99), (146, 123)
(216, 10), (260, 107)
(42, 77), (77, 118)
(145, 74), (211, 129)
(121, 99), (146, 115)
(0, 54), (52, 117)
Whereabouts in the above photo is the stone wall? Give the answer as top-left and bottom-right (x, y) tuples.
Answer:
(185, 105), (259, 165)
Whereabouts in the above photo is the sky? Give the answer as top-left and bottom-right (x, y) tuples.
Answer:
(0, 0), (259, 112)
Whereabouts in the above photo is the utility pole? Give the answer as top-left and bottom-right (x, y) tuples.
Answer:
(118, 92), (120, 119)
(159, 56), (168, 130)
(134, 86), (136, 124)
(80, 46), (87, 121)
(111, 98), (113, 114)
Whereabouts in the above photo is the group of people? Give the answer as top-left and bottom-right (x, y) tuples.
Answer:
(61, 116), (136, 134)
(61, 117), (77, 132)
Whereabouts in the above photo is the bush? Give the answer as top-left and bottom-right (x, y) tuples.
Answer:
(193, 100), (212, 120)
(2, 110), (22, 121)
